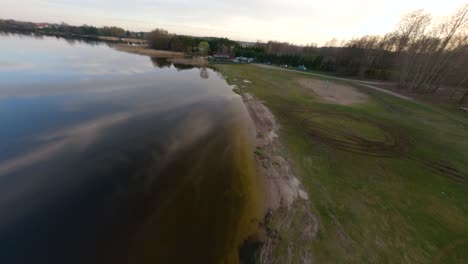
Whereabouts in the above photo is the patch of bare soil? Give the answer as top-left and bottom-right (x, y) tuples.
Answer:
(298, 78), (369, 105)
(240, 93), (318, 263)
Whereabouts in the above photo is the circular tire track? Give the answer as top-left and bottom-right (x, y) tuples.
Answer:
(287, 108), (410, 157)
(282, 107), (467, 185)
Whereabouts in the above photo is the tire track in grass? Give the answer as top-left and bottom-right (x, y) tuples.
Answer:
(282, 108), (467, 185)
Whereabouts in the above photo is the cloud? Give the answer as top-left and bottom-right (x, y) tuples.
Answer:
(1, 0), (467, 44)
(0, 112), (132, 177)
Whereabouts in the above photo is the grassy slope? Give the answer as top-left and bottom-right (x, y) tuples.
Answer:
(217, 64), (468, 263)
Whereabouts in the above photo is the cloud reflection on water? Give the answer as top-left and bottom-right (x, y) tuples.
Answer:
(0, 33), (254, 263)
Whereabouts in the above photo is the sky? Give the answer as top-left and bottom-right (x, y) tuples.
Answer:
(1, 0), (467, 45)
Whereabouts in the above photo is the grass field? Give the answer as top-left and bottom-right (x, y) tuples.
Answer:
(217, 64), (468, 263)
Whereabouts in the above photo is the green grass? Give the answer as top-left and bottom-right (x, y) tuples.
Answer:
(218, 64), (468, 263)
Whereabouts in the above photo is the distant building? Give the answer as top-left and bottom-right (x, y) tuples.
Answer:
(213, 54), (231, 59)
(234, 57), (254, 63)
(34, 23), (49, 29)
(208, 55), (254, 64)
(237, 41), (257, 48)
(209, 54), (232, 63)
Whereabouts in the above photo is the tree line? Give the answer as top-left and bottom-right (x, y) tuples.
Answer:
(146, 28), (239, 55)
(0, 19), (145, 39)
(235, 4), (468, 104)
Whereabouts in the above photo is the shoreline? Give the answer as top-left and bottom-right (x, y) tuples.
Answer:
(238, 92), (317, 262)
(112, 44), (208, 67)
(241, 93), (309, 210)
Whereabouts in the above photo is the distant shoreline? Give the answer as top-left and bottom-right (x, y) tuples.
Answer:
(112, 44), (208, 67)
(0, 29), (145, 44)
(0, 30), (208, 67)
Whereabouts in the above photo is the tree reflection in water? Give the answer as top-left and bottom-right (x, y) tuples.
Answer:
(199, 67), (209, 79)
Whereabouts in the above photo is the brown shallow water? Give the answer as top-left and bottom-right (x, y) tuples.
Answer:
(0, 33), (263, 263)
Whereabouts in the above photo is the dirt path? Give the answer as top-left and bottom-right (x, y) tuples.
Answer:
(256, 64), (413, 101)
(255, 64), (468, 126)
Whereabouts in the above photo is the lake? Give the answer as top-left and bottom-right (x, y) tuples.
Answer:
(0, 33), (263, 263)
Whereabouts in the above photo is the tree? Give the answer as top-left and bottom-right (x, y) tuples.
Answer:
(147, 29), (171, 50)
(199, 41), (210, 57)
(393, 9), (431, 53)
(199, 67), (209, 79)
(397, 3), (468, 92)
(167, 36), (183, 51)
(80, 25), (98, 35)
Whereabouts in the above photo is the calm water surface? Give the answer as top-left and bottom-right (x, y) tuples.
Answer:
(0, 33), (262, 263)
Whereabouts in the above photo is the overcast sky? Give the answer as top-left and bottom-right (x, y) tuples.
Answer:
(1, 0), (466, 45)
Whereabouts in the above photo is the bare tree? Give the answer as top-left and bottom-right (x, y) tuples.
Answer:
(394, 10), (432, 53)
(396, 3), (468, 94)
(458, 76), (468, 104)
(418, 3), (468, 93)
